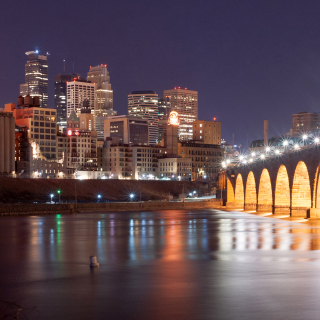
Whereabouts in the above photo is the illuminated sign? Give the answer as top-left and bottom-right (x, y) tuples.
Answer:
(168, 111), (179, 126)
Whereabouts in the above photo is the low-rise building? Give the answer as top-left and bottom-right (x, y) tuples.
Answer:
(158, 157), (192, 180)
(178, 142), (223, 180)
(193, 119), (221, 145)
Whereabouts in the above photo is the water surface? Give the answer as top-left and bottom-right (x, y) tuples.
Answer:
(1, 209), (320, 319)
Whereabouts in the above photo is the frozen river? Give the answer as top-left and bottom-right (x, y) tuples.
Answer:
(1, 209), (320, 319)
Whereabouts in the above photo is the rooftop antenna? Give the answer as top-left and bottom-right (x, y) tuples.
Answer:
(63, 60), (65, 73)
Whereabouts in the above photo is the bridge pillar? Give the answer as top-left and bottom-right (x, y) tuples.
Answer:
(291, 207), (308, 218)
(257, 204), (272, 212)
(226, 202), (244, 209)
(308, 208), (320, 218)
(274, 205), (290, 215)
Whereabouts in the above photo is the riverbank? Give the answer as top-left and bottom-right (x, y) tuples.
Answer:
(0, 178), (215, 203)
(0, 199), (221, 216)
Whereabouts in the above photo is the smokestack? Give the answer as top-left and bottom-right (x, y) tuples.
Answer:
(264, 120), (268, 146)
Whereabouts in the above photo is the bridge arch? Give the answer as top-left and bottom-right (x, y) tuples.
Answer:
(227, 177), (234, 203)
(274, 164), (290, 214)
(292, 161), (311, 216)
(258, 168), (273, 212)
(234, 173), (244, 209)
(245, 171), (257, 210)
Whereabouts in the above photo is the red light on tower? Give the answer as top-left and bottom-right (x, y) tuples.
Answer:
(213, 117), (216, 121)
(67, 130), (72, 136)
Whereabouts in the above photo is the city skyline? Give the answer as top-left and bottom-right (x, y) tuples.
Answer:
(3, 1), (320, 147)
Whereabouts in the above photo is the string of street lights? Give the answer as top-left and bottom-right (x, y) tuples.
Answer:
(221, 134), (320, 168)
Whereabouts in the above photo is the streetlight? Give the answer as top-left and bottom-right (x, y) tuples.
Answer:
(50, 193), (54, 204)
(57, 189), (61, 204)
(315, 137), (320, 144)
(265, 146), (271, 152)
(97, 194), (101, 202)
(130, 193), (135, 201)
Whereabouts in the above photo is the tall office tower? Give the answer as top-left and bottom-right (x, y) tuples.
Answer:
(66, 78), (95, 119)
(158, 97), (171, 142)
(87, 65), (113, 115)
(54, 73), (81, 128)
(128, 91), (159, 145)
(87, 65), (116, 140)
(20, 51), (49, 108)
(164, 87), (198, 141)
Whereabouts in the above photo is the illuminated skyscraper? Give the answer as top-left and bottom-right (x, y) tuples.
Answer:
(87, 65), (116, 139)
(20, 51), (49, 108)
(66, 78), (95, 118)
(163, 88), (198, 141)
(128, 91), (159, 145)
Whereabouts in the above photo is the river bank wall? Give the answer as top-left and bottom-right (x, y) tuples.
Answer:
(0, 200), (222, 216)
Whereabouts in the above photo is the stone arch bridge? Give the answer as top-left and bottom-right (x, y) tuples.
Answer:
(221, 146), (320, 218)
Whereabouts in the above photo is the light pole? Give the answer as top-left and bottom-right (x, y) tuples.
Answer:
(57, 189), (61, 204)
(97, 194), (101, 203)
(50, 193), (54, 204)
(130, 193), (135, 201)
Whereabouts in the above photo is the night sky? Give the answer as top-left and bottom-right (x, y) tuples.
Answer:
(2, 0), (320, 148)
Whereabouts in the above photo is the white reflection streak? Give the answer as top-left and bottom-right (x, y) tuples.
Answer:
(260, 223), (273, 250)
(248, 222), (258, 250)
(129, 226), (136, 260)
(276, 226), (291, 251)
(218, 219), (232, 252)
(235, 220), (246, 251)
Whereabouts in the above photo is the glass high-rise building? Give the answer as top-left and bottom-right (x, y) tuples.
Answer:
(20, 51), (49, 108)
(54, 73), (80, 128)
(128, 91), (159, 145)
(164, 88), (198, 141)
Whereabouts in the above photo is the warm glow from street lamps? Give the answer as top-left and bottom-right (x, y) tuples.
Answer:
(302, 134), (308, 140)
(315, 137), (320, 144)
(260, 154), (265, 159)
(294, 144), (299, 149)
(266, 146), (270, 152)
(283, 140), (289, 146)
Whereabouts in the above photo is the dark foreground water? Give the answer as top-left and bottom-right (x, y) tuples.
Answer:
(1, 209), (320, 319)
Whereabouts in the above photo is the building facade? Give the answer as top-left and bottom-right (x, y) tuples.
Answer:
(164, 88), (198, 141)
(54, 73), (80, 128)
(193, 120), (221, 145)
(292, 112), (320, 136)
(104, 115), (149, 145)
(0, 112), (15, 174)
(14, 95), (57, 160)
(87, 65), (113, 115)
(66, 111), (97, 170)
(158, 157), (192, 180)
(158, 97), (171, 142)
(178, 142), (223, 180)
(128, 91), (159, 145)
(66, 79), (95, 118)
(20, 51), (49, 108)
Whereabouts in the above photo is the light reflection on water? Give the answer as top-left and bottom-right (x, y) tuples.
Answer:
(3, 210), (320, 319)
(13, 211), (320, 268)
